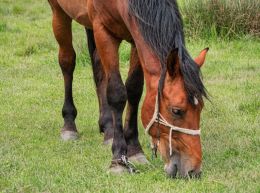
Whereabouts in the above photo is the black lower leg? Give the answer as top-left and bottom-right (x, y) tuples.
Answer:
(124, 48), (144, 157)
(107, 72), (128, 159)
(86, 28), (113, 140)
(59, 49), (77, 132)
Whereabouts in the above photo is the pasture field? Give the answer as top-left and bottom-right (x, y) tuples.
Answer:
(0, 0), (259, 192)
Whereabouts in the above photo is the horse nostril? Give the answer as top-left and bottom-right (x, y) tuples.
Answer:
(188, 170), (194, 177)
(165, 164), (178, 178)
(171, 164), (178, 178)
(188, 170), (202, 179)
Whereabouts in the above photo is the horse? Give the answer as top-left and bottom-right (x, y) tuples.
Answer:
(48, 0), (209, 178)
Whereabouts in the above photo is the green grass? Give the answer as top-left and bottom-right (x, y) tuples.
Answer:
(181, 0), (260, 39)
(0, 0), (259, 192)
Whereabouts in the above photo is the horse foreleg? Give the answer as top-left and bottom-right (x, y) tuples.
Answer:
(124, 46), (148, 164)
(51, 5), (78, 140)
(86, 28), (113, 145)
(93, 21), (128, 173)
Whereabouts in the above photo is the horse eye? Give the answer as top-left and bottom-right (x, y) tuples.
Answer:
(171, 108), (184, 118)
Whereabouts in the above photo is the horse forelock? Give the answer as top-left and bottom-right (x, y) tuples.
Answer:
(128, 0), (207, 104)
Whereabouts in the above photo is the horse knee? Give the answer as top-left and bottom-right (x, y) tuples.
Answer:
(92, 52), (104, 88)
(107, 73), (127, 111)
(58, 49), (76, 74)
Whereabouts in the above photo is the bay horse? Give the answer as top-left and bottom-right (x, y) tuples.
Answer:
(48, 0), (209, 178)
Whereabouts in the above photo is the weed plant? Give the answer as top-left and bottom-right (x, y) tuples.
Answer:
(181, 0), (260, 39)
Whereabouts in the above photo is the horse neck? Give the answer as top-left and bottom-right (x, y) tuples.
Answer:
(126, 18), (162, 109)
(136, 46), (161, 125)
(137, 48), (161, 98)
(132, 37), (161, 101)
(140, 68), (160, 128)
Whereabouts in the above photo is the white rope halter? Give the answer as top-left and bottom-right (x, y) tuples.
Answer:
(145, 95), (201, 156)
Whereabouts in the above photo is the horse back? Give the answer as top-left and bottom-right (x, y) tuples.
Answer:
(50, 0), (132, 41)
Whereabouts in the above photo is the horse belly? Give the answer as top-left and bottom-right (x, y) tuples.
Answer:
(57, 0), (91, 27)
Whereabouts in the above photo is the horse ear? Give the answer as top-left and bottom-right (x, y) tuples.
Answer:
(194, 47), (209, 68)
(167, 48), (179, 77)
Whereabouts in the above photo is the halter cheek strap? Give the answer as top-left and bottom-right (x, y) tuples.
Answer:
(145, 95), (201, 156)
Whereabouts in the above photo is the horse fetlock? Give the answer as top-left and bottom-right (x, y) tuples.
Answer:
(99, 112), (113, 132)
(127, 143), (143, 157)
(62, 104), (77, 119)
(103, 127), (114, 145)
(62, 121), (77, 132)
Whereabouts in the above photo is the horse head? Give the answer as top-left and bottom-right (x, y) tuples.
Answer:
(141, 48), (208, 178)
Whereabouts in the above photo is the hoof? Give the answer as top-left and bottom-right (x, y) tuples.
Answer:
(61, 130), (78, 141)
(108, 165), (128, 174)
(128, 153), (149, 164)
(103, 138), (113, 146)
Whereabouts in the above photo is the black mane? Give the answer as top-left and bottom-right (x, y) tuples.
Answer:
(128, 0), (207, 104)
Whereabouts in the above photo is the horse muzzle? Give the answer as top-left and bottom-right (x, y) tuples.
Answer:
(164, 152), (202, 179)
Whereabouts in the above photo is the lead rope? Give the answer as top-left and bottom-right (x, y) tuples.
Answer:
(155, 93), (161, 157)
(147, 94), (160, 159)
(120, 155), (139, 174)
(169, 128), (173, 156)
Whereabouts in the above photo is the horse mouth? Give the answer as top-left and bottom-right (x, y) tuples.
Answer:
(164, 152), (180, 178)
(164, 153), (201, 179)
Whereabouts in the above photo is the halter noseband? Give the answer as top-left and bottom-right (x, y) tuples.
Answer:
(145, 94), (201, 156)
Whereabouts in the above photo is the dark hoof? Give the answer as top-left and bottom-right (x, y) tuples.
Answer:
(61, 130), (78, 141)
(128, 153), (149, 164)
(108, 165), (128, 174)
(109, 155), (139, 174)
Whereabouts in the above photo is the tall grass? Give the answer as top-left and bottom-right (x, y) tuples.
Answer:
(181, 0), (260, 39)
